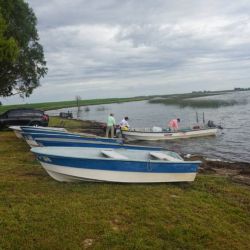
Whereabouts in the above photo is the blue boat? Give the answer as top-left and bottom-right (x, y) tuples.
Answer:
(21, 126), (68, 134)
(9, 126), (67, 139)
(34, 137), (163, 151)
(21, 131), (120, 146)
(31, 147), (201, 183)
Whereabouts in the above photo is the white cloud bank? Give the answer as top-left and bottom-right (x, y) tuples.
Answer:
(3, 0), (250, 104)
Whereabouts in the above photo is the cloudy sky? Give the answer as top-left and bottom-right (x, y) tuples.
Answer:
(4, 0), (250, 104)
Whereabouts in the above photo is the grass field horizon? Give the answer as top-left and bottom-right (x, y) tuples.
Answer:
(0, 96), (148, 114)
(1, 89), (244, 114)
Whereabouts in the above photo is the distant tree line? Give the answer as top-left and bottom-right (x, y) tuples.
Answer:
(0, 0), (47, 97)
(192, 90), (213, 93)
(234, 88), (250, 91)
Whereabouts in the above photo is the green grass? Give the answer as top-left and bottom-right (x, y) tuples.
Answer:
(0, 131), (250, 249)
(0, 96), (148, 114)
(48, 116), (91, 130)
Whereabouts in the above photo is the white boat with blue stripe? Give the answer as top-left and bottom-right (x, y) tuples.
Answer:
(9, 125), (67, 139)
(31, 147), (201, 183)
(34, 137), (163, 151)
(21, 126), (68, 134)
(21, 131), (121, 147)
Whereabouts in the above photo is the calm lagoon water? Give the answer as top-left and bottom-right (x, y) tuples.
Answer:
(47, 91), (250, 163)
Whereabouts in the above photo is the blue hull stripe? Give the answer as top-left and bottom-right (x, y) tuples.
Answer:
(36, 153), (198, 173)
(35, 139), (162, 151)
(21, 128), (69, 135)
(21, 132), (119, 143)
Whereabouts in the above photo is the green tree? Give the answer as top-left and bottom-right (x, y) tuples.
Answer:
(0, 14), (20, 96)
(0, 0), (47, 97)
(0, 14), (19, 62)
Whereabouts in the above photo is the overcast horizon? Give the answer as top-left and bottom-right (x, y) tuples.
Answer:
(2, 0), (250, 105)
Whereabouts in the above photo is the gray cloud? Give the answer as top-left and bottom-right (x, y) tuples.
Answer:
(3, 0), (250, 104)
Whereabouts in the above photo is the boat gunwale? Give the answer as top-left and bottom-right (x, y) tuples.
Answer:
(34, 137), (163, 150)
(31, 148), (201, 165)
(123, 128), (217, 134)
(35, 137), (121, 146)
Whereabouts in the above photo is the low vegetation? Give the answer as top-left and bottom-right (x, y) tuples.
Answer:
(149, 97), (243, 108)
(149, 91), (248, 108)
(1, 90), (248, 114)
(0, 127), (249, 249)
(0, 97), (147, 114)
(48, 116), (105, 135)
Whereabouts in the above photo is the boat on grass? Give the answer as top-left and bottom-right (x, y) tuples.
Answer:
(31, 147), (201, 183)
(21, 131), (121, 147)
(34, 137), (163, 151)
(122, 127), (218, 141)
(9, 125), (67, 139)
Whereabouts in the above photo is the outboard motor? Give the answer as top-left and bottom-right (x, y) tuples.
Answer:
(207, 120), (223, 129)
(207, 120), (215, 128)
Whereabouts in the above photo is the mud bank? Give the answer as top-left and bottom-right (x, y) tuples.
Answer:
(185, 155), (250, 186)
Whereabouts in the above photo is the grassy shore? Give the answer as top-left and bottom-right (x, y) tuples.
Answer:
(1, 90), (244, 114)
(0, 96), (147, 114)
(0, 120), (250, 249)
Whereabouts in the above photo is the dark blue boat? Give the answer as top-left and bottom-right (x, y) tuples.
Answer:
(21, 131), (120, 144)
(34, 137), (163, 151)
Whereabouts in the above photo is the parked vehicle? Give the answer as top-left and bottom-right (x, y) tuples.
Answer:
(59, 111), (73, 119)
(0, 109), (49, 129)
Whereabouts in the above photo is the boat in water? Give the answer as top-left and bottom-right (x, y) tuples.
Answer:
(31, 147), (201, 183)
(122, 127), (218, 141)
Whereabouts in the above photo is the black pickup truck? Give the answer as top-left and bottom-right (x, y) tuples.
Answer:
(0, 108), (49, 129)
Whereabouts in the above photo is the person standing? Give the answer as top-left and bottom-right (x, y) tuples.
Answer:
(168, 118), (180, 131)
(119, 116), (130, 131)
(106, 113), (116, 138)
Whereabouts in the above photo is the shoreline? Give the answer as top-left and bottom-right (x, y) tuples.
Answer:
(55, 116), (250, 186)
(185, 155), (250, 186)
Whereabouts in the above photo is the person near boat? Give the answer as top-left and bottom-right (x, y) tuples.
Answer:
(119, 117), (130, 131)
(106, 113), (116, 138)
(168, 118), (180, 131)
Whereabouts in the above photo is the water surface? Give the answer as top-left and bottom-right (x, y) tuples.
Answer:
(47, 91), (250, 163)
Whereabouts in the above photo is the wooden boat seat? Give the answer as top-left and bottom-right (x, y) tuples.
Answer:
(149, 152), (183, 161)
(101, 150), (128, 160)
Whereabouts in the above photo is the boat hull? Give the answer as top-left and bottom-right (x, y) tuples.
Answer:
(35, 138), (163, 151)
(21, 131), (120, 143)
(122, 128), (218, 141)
(41, 162), (197, 183)
(31, 147), (200, 183)
(14, 130), (23, 139)
(21, 126), (67, 133)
